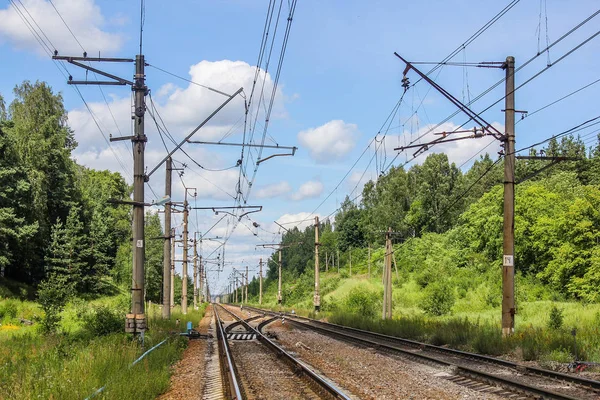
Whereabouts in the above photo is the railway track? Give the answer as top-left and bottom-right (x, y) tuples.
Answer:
(214, 304), (352, 400)
(242, 305), (600, 400)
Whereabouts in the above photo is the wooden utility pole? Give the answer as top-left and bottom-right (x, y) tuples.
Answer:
(182, 197), (189, 314)
(259, 258), (263, 305)
(382, 228), (393, 319)
(502, 56), (516, 337)
(162, 158), (172, 318)
(170, 228), (175, 309)
(337, 248), (340, 273)
(325, 252), (328, 272)
(193, 233), (198, 310)
(314, 216), (321, 312)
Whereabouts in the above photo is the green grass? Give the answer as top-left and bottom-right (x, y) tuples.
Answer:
(0, 296), (207, 400)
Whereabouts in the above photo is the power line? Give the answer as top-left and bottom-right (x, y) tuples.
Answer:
(517, 77), (600, 124)
(146, 64), (232, 97)
(404, 8), (600, 149)
(514, 115), (600, 155)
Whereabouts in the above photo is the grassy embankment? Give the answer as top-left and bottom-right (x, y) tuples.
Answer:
(0, 280), (206, 400)
(243, 250), (600, 365)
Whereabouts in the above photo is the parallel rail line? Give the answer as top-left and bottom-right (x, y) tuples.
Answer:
(243, 305), (600, 400)
(215, 306), (245, 400)
(215, 304), (352, 400)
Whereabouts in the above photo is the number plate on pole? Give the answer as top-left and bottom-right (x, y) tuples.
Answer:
(503, 255), (514, 267)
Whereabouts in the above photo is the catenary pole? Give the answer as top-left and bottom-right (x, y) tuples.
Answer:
(314, 216), (321, 311)
(502, 56), (516, 336)
(193, 233), (198, 309)
(170, 228), (175, 308)
(259, 258), (263, 305)
(162, 158), (172, 318)
(278, 249), (283, 304)
(245, 266), (248, 304)
(130, 54), (147, 331)
(182, 195), (189, 314)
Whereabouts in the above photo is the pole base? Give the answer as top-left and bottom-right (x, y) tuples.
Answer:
(314, 305), (320, 312)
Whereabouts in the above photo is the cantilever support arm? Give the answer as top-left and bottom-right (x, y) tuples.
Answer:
(393, 52), (504, 142)
(145, 87), (244, 180)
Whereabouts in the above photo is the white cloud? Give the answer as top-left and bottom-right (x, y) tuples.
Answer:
(159, 60), (285, 141)
(290, 180), (323, 201)
(297, 120), (359, 163)
(0, 0), (123, 55)
(254, 181), (291, 199)
(67, 60), (288, 187)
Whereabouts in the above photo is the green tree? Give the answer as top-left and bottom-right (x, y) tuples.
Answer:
(6, 81), (79, 283)
(405, 153), (464, 234)
(0, 122), (38, 278)
(144, 212), (164, 302)
(45, 207), (92, 294)
(335, 196), (366, 251)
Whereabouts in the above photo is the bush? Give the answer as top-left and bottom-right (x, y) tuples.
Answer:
(343, 286), (379, 318)
(38, 274), (73, 333)
(82, 305), (123, 336)
(0, 300), (18, 320)
(547, 305), (564, 330)
(422, 282), (455, 316)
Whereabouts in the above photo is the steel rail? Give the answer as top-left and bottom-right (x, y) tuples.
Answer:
(215, 308), (244, 400)
(225, 314), (264, 333)
(244, 306), (598, 400)
(216, 305), (352, 400)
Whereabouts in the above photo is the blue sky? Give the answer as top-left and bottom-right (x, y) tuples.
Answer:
(1, 0), (599, 295)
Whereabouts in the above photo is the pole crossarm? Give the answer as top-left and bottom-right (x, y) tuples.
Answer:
(52, 55), (134, 62)
(52, 56), (134, 86)
(186, 141), (297, 165)
(274, 221), (290, 233)
(192, 205), (262, 220)
(393, 52), (505, 151)
(145, 87), (244, 180)
(186, 140), (296, 151)
(256, 242), (302, 250)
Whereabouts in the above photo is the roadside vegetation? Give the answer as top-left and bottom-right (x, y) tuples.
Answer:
(0, 82), (204, 399)
(0, 292), (206, 400)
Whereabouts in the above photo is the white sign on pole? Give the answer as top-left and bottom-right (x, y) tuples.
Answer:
(137, 239), (144, 248)
(503, 255), (514, 267)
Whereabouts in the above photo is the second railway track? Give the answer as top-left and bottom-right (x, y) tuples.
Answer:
(214, 304), (352, 400)
(242, 305), (600, 400)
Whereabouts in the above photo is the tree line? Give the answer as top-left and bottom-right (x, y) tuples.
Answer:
(0, 81), (148, 298)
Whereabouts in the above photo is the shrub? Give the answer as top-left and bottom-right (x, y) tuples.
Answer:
(0, 300), (18, 320)
(343, 286), (379, 318)
(422, 282), (455, 316)
(547, 305), (564, 330)
(471, 324), (508, 356)
(37, 274), (73, 333)
(83, 305), (123, 336)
